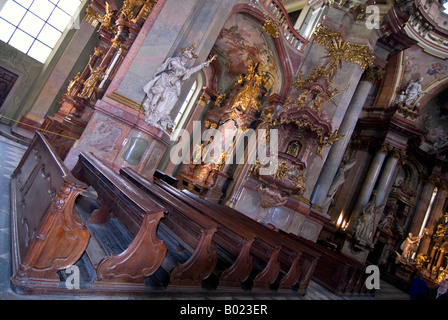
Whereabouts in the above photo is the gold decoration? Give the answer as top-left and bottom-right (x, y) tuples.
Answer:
(273, 161), (288, 181)
(66, 72), (82, 96)
(313, 24), (374, 73)
(262, 13), (280, 38)
(84, 5), (100, 27)
(214, 149), (227, 171)
(214, 93), (226, 107)
(230, 59), (268, 113)
(362, 66), (385, 83)
(293, 170), (306, 193)
(97, 2), (116, 33)
(316, 130), (344, 157)
(121, 0), (145, 20)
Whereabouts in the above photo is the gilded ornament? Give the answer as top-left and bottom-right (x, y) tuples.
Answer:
(273, 161), (288, 181)
(84, 6), (101, 27)
(262, 13), (280, 38)
(313, 24), (374, 72)
(121, 0), (145, 20)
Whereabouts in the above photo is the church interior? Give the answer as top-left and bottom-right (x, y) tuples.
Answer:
(1, 0), (448, 300)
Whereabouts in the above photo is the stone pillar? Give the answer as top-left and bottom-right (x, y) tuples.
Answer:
(312, 80), (373, 210)
(417, 184), (447, 255)
(409, 177), (436, 238)
(64, 0), (236, 177)
(375, 148), (401, 207)
(348, 143), (388, 228)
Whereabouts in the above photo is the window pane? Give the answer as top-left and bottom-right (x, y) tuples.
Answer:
(28, 40), (52, 63)
(58, 0), (81, 16)
(14, 0), (34, 9)
(37, 23), (61, 47)
(48, 7), (70, 31)
(0, 18), (16, 42)
(0, 1), (26, 25)
(19, 12), (45, 37)
(8, 29), (34, 53)
(30, 0), (55, 21)
(0, 0), (82, 63)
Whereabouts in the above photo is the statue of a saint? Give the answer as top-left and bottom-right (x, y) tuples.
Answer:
(142, 43), (215, 131)
(400, 232), (424, 261)
(404, 77), (425, 106)
(78, 65), (105, 100)
(67, 72), (81, 96)
(354, 191), (386, 242)
(322, 158), (356, 211)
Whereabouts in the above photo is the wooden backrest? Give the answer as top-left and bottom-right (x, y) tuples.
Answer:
(72, 152), (164, 234)
(11, 132), (87, 262)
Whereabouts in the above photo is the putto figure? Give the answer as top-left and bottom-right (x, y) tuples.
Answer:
(142, 43), (215, 131)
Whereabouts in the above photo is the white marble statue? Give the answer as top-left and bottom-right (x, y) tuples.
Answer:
(142, 43), (215, 131)
(354, 191), (386, 243)
(404, 77), (425, 106)
(400, 232), (424, 261)
(322, 158), (357, 211)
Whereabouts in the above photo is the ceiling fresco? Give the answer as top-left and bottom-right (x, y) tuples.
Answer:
(213, 13), (282, 95)
(402, 45), (448, 90)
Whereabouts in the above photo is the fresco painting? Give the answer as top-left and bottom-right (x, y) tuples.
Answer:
(214, 13), (281, 94)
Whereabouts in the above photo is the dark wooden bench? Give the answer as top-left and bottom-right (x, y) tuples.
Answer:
(121, 167), (320, 293)
(179, 186), (321, 293)
(73, 152), (220, 289)
(72, 152), (167, 284)
(121, 167), (260, 289)
(287, 231), (372, 295)
(10, 132), (89, 290)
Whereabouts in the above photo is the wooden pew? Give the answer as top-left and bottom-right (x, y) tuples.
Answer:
(178, 187), (321, 293)
(120, 167), (320, 293)
(72, 152), (167, 284)
(287, 232), (372, 295)
(10, 132), (89, 289)
(73, 152), (220, 288)
(120, 168), (270, 289)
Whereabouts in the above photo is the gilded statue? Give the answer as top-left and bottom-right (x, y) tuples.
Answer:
(66, 72), (81, 96)
(97, 2), (115, 32)
(230, 59), (268, 113)
(78, 65), (105, 100)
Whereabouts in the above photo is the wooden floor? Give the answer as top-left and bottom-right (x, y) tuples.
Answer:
(0, 125), (410, 301)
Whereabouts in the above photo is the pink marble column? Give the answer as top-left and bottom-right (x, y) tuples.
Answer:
(348, 144), (388, 229)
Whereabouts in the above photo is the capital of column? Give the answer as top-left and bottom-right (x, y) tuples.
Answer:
(361, 66), (386, 84)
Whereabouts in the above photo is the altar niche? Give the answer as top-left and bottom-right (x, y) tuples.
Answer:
(176, 57), (275, 201)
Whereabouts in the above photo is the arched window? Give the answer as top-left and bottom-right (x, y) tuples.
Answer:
(0, 0), (83, 63)
(171, 72), (203, 140)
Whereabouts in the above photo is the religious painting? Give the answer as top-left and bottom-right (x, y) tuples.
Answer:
(0, 66), (19, 109)
(286, 141), (300, 157)
(213, 13), (281, 94)
(401, 45), (448, 90)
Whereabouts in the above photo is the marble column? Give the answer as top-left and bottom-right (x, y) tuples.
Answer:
(375, 148), (401, 207)
(312, 80), (374, 210)
(348, 144), (388, 228)
(417, 185), (447, 255)
(409, 177), (436, 239)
